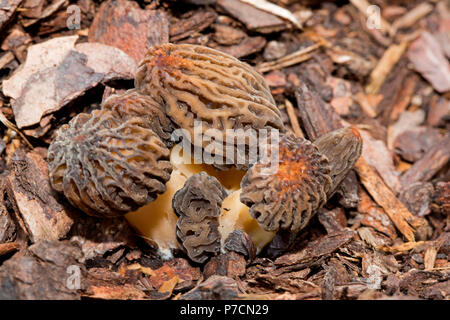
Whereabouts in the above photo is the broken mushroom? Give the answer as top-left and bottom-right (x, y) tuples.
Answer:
(172, 172), (228, 263)
(134, 43), (285, 167)
(48, 109), (172, 217)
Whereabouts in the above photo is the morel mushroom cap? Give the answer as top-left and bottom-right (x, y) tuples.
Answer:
(135, 43), (285, 167)
(240, 132), (332, 232)
(314, 127), (363, 192)
(48, 109), (172, 217)
(172, 172), (228, 263)
(102, 89), (174, 146)
(240, 127), (362, 233)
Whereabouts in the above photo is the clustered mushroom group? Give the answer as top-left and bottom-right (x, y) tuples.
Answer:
(48, 43), (362, 263)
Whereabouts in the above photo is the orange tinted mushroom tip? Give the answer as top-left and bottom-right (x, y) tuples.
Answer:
(240, 133), (333, 232)
(274, 138), (330, 199)
(143, 45), (192, 73)
(350, 126), (362, 139)
(241, 128), (363, 234)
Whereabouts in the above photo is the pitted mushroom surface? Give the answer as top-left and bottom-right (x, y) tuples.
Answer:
(103, 89), (175, 146)
(135, 43), (285, 167)
(172, 172), (228, 263)
(240, 127), (362, 233)
(48, 109), (172, 217)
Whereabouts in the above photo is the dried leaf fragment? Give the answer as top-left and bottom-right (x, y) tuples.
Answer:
(408, 32), (450, 93)
(2, 36), (136, 131)
(6, 151), (74, 242)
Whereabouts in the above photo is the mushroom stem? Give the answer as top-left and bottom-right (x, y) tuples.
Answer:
(125, 169), (186, 259)
(125, 145), (248, 258)
(219, 189), (276, 254)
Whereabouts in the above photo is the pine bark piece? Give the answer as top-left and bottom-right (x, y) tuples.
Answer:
(214, 36), (267, 58)
(0, 51), (14, 70)
(366, 42), (408, 94)
(336, 171), (360, 208)
(169, 8), (217, 42)
(389, 74), (417, 122)
(408, 32), (450, 93)
(0, 180), (16, 243)
(70, 215), (135, 262)
(378, 65), (411, 126)
(203, 252), (246, 279)
(6, 150), (74, 242)
(358, 227), (392, 248)
(427, 96), (450, 127)
(317, 207), (347, 234)
(274, 229), (355, 266)
(88, 0), (169, 63)
(398, 269), (449, 299)
(400, 135), (450, 188)
(356, 157), (425, 242)
(295, 84), (428, 242)
(431, 182), (450, 215)
(399, 182), (435, 217)
(179, 275), (242, 300)
(391, 3), (433, 33)
(358, 190), (397, 241)
(295, 84), (342, 140)
(0, 240), (84, 300)
(0, 0), (22, 31)
(129, 258), (201, 294)
(394, 127), (442, 163)
(2, 36), (136, 133)
(217, 0), (287, 34)
(0, 242), (19, 257)
(360, 130), (401, 194)
(213, 25), (246, 46)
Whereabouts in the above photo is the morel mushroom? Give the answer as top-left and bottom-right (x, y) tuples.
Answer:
(134, 43), (285, 168)
(125, 146), (245, 257)
(48, 109), (172, 217)
(314, 127), (363, 191)
(102, 89), (174, 145)
(172, 172), (228, 263)
(240, 127), (362, 233)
